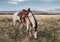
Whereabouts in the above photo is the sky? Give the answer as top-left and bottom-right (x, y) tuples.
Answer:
(0, 0), (60, 11)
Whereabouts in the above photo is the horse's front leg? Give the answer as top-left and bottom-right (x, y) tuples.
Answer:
(26, 19), (32, 37)
(26, 19), (30, 32)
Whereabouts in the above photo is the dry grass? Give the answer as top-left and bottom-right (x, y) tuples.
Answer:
(0, 15), (60, 42)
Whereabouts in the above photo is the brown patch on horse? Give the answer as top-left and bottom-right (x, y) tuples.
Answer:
(19, 9), (28, 23)
(18, 9), (32, 26)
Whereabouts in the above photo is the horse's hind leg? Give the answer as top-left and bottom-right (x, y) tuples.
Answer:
(13, 18), (17, 30)
(19, 23), (23, 34)
(17, 16), (21, 23)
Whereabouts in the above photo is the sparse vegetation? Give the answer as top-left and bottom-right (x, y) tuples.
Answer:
(0, 15), (60, 42)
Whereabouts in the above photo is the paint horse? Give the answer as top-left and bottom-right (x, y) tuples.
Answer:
(13, 9), (38, 39)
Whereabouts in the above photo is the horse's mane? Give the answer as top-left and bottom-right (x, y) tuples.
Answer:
(30, 11), (38, 28)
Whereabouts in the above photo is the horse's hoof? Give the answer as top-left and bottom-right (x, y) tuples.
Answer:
(25, 30), (29, 33)
(33, 32), (37, 39)
(29, 33), (32, 37)
(20, 32), (22, 34)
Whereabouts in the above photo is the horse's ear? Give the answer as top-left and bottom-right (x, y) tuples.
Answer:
(28, 8), (31, 12)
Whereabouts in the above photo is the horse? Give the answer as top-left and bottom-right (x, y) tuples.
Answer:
(12, 9), (38, 39)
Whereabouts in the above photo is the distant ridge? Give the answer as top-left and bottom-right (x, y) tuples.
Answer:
(0, 10), (60, 15)
(0, 11), (17, 15)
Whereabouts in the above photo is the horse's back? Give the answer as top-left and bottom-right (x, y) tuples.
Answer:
(13, 12), (19, 16)
(13, 12), (20, 21)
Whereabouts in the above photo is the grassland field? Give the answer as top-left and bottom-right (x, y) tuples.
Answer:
(0, 15), (60, 42)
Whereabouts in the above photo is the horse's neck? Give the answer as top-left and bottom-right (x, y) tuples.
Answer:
(28, 12), (37, 28)
(28, 12), (33, 17)
(28, 12), (37, 23)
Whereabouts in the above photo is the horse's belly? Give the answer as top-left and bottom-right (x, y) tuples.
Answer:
(13, 15), (19, 21)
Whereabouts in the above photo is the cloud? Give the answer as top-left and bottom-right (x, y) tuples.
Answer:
(41, 0), (60, 2)
(7, 0), (60, 4)
(8, 0), (26, 4)
(9, 0), (25, 2)
(26, 0), (60, 2)
(41, 0), (52, 1)
(8, 1), (18, 4)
